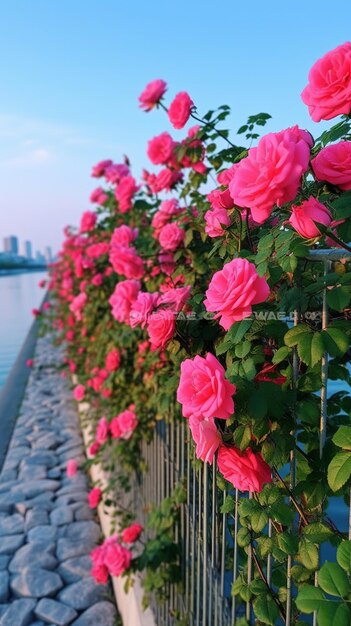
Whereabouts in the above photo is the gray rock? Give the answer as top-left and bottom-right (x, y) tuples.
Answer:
(47, 468), (61, 479)
(63, 522), (100, 544)
(21, 452), (57, 469)
(35, 598), (77, 626)
(18, 464), (47, 481)
(30, 622), (46, 626)
(57, 578), (105, 610)
(74, 506), (94, 522)
(56, 539), (94, 562)
(33, 433), (61, 450)
(0, 470), (17, 483)
(0, 514), (24, 536)
(0, 598), (36, 626)
(0, 534), (25, 555)
(50, 507), (74, 526)
(0, 606), (8, 619)
(0, 557), (9, 570)
(11, 480), (60, 499)
(9, 543), (57, 573)
(25, 508), (49, 532)
(11, 568), (63, 598)
(58, 556), (92, 583)
(28, 525), (57, 544)
(0, 572), (9, 603)
(70, 601), (116, 626)
(0, 493), (24, 513)
(0, 480), (19, 494)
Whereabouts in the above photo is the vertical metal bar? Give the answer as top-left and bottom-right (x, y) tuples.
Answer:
(190, 451), (196, 623)
(267, 518), (272, 586)
(202, 463), (208, 626)
(220, 489), (227, 626)
(286, 309), (299, 626)
(209, 459), (217, 624)
(196, 467), (202, 626)
(246, 493), (253, 624)
(231, 488), (239, 623)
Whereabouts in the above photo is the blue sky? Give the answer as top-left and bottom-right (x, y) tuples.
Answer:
(0, 0), (350, 254)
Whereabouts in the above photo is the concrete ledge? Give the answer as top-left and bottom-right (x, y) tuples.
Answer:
(75, 395), (156, 626)
(0, 317), (40, 472)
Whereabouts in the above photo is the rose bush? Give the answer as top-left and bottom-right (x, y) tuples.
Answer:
(44, 41), (351, 625)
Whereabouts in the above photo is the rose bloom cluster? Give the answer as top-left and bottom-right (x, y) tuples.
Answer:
(90, 523), (143, 584)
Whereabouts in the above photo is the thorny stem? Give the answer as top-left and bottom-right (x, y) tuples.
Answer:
(190, 110), (237, 149)
(251, 544), (287, 620)
(273, 467), (309, 526)
(324, 230), (351, 253)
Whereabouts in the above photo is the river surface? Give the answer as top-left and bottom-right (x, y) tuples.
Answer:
(0, 271), (46, 389)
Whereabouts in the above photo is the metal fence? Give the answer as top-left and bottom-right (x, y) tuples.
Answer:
(130, 248), (351, 626)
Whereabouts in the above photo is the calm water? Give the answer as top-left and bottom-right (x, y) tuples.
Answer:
(0, 271), (46, 389)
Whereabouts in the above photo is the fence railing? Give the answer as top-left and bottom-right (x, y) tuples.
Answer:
(122, 248), (351, 626)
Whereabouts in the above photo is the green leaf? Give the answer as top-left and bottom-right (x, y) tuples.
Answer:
(251, 509), (268, 533)
(272, 346), (290, 364)
(248, 392), (268, 420)
(328, 451), (351, 491)
(333, 426), (351, 450)
(337, 541), (351, 572)
(318, 562), (349, 597)
(270, 502), (294, 525)
(253, 594), (280, 625)
(332, 190), (351, 219)
(220, 494), (235, 514)
(327, 287), (351, 311)
(302, 522), (333, 543)
(291, 565), (312, 583)
(275, 532), (298, 555)
(285, 324), (310, 347)
(322, 327), (349, 358)
(237, 527), (250, 547)
(235, 340), (252, 359)
(241, 358), (256, 380)
(296, 585), (325, 613)
(298, 539), (319, 570)
(317, 602), (350, 626)
(233, 425), (252, 451)
(227, 319), (253, 344)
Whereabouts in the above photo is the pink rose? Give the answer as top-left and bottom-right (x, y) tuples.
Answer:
(158, 222), (185, 251)
(177, 353), (236, 420)
(168, 92), (194, 129)
(121, 524), (143, 544)
(88, 487), (102, 508)
(147, 132), (175, 165)
(104, 540), (132, 577)
(91, 159), (113, 178)
(289, 197), (332, 238)
(139, 79), (167, 111)
(69, 293), (87, 321)
(130, 292), (159, 328)
(86, 242), (110, 258)
(104, 163), (130, 184)
(188, 416), (221, 463)
(26, 358), (33, 368)
(312, 142), (351, 190)
(80, 211), (97, 233)
(205, 208), (231, 237)
(95, 417), (110, 445)
(90, 187), (108, 205)
(150, 168), (183, 193)
(217, 446), (271, 493)
(208, 188), (235, 211)
(73, 384), (85, 402)
(204, 258), (270, 330)
(158, 286), (191, 312)
(105, 348), (121, 372)
(159, 198), (180, 216)
(109, 245), (144, 279)
(89, 442), (100, 456)
(159, 252), (176, 275)
(229, 126), (313, 223)
(66, 459), (78, 478)
(115, 176), (139, 213)
(90, 545), (109, 584)
(111, 225), (138, 247)
(110, 409), (138, 440)
(151, 211), (169, 231)
(301, 42), (351, 122)
(109, 280), (141, 324)
(147, 309), (176, 350)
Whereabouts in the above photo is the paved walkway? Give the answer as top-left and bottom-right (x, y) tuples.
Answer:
(0, 335), (117, 626)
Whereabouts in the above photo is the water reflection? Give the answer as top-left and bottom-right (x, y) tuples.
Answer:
(0, 271), (46, 388)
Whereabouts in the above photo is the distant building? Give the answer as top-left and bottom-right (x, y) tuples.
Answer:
(44, 246), (53, 263)
(23, 240), (32, 259)
(35, 251), (46, 265)
(3, 236), (19, 255)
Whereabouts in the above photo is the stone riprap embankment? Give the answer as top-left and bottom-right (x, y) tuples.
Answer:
(0, 335), (117, 626)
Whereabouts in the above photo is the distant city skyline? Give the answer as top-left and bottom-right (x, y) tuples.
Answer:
(1, 234), (52, 264)
(0, 1), (350, 252)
